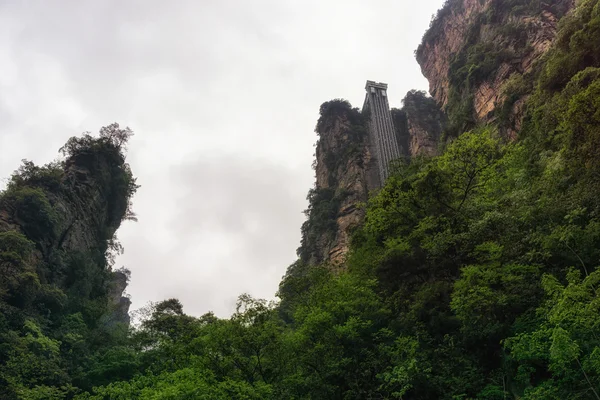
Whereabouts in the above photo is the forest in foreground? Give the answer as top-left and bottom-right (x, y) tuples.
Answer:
(4, 0), (600, 398)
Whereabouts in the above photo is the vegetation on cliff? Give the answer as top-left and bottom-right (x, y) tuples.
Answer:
(417, 0), (575, 138)
(6, 0), (600, 399)
(296, 99), (368, 265)
(0, 124), (138, 399)
(392, 90), (447, 155)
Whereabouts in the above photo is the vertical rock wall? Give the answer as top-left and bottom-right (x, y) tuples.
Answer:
(416, 0), (575, 131)
(398, 90), (447, 157)
(299, 100), (379, 268)
(0, 134), (135, 324)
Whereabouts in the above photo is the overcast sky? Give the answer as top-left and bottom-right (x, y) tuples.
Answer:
(0, 0), (443, 317)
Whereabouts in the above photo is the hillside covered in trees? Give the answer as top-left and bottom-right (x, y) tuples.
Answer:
(4, 0), (600, 398)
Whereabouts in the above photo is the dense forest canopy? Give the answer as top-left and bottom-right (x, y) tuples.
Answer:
(4, 0), (600, 398)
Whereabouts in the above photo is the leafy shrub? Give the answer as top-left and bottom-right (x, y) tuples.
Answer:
(1, 187), (58, 244)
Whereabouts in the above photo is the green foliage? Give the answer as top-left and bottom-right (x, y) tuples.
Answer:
(315, 99), (364, 135)
(505, 270), (600, 398)
(297, 188), (343, 263)
(537, 0), (600, 93)
(282, 273), (394, 398)
(451, 262), (541, 342)
(9, 0), (600, 398)
(446, 34), (516, 135)
(7, 161), (64, 193)
(0, 125), (139, 398)
(0, 231), (38, 307)
(523, 0), (600, 214)
(397, 90), (447, 154)
(496, 72), (533, 128)
(77, 368), (271, 400)
(1, 187), (58, 244)
(60, 122), (139, 225)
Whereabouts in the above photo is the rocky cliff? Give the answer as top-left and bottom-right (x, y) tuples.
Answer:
(416, 0), (574, 135)
(0, 124), (137, 325)
(298, 92), (447, 267)
(297, 100), (379, 268)
(295, 0), (579, 269)
(394, 90), (447, 157)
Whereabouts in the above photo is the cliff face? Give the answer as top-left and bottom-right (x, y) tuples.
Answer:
(298, 100), (378, 268)
(296, 1), (578, 269)
(300, 93), (446, 267)
(0, 125), (136, 324)
(394, 90), (447, 157)
(417, 0), (489, 108)
(416, 0), (574, 133)
(103, 269), (132, 326)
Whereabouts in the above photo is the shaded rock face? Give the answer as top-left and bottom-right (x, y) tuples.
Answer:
(0, 159), (123, 256)
(417, 0), (490, 108)
(303, 92), (446, 267)
(416, 0), (575, 130)
(313, 116), (374, 266)
(54, 160), (122, 256)
(62, 156), (132, 323)
(395, 91), (447, 157)
(0, 139), (133, 324)
(104, 270), (132, 326)
(301, 102), (379, 268)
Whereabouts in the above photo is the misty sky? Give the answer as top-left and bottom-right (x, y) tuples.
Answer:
(0, 0), (443, 317)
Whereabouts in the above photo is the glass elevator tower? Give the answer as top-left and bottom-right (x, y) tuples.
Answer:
(363, 80), (401, 183)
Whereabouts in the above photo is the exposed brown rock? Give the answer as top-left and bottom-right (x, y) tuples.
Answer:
(305, 105), (379, 268)
(408, 116), (440, 157)
(300, 0), (577, 270)
(394, 91), (447, 157)
(417, 0), (490, 108)
(417, 0), (575, 128)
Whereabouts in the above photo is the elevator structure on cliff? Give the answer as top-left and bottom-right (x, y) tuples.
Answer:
(363, 80), (401, 183)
